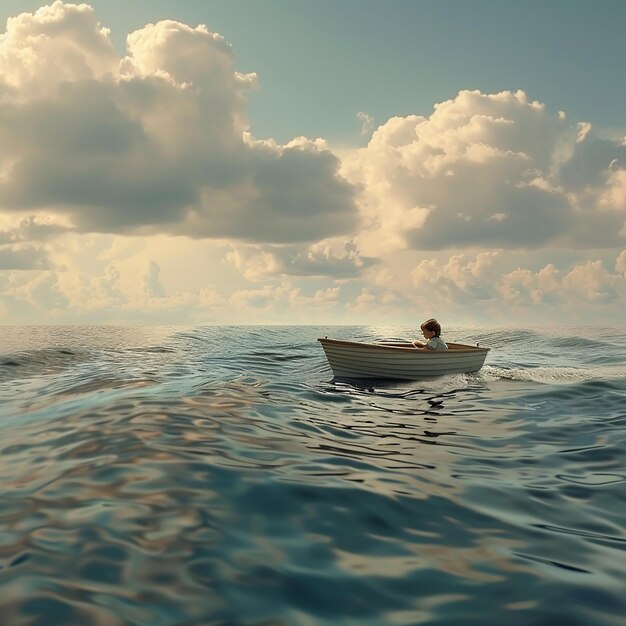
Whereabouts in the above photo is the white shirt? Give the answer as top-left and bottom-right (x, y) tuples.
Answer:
(426, 336), (448, 350)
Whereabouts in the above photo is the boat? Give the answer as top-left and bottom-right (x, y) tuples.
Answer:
(318, 338), (490, 380)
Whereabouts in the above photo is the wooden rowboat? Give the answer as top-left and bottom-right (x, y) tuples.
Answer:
(318, 338), (490, 380)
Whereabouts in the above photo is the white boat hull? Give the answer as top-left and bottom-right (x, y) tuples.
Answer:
(318, 338), (489, 380)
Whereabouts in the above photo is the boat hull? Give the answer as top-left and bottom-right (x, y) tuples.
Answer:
(318, 338), (489, 380)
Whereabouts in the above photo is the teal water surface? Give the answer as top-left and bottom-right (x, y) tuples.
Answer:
(1, 325), (625, 625)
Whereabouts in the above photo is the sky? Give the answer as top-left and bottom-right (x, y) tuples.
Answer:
(0, 0), (625, 326)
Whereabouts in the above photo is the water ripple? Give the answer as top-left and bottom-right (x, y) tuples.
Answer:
(0, 325), (625, 625)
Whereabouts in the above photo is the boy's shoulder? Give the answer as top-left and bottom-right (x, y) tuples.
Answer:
(428, 336), (448, 349)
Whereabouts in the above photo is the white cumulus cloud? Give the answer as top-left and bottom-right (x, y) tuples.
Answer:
(0, 2), (359, 244)
(225, 238), (375, 281)
(344, 89), (626, 253)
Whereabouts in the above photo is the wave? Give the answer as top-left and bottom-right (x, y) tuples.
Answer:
(0, 348), (88, 383)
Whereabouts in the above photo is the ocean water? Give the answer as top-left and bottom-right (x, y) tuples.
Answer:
(0, 324), (625, 626)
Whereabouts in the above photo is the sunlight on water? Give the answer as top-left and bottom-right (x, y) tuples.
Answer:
(0, 325), (625, 625)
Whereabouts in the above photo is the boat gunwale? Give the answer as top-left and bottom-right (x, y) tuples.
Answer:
(318, 337), (490, 354)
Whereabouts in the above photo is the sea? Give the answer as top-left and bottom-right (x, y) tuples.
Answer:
(0, 324), (625, 626)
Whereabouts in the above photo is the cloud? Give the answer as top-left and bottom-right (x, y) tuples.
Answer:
(1, 5), (625, 326)
(0, 2), (358, 244)
(142, 260), (166, 298)
(228, 281), (342, 323)
(409, 250), (626, 315)
(89, 262), (126, 307)
(0, 217), (70, 243)
(0, 245), (51, 270)
(0, 1), (118, 97)
(3, 239), (625, 324)
(616, 249), (626, 277)
(186, 137), (359, 242)
(0, 217), (60, 269)
(347, 287), (398, 316)
(344, 90), (626, 252)
(1, 270), (69, 317)
(412, 251), (502, 301)
(560, 260), (622, 303)
(357, 111), (374, 136)
(225, 238), (376, 280)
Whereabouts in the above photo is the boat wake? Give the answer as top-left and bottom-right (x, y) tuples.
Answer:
(484, 364), (626, 385)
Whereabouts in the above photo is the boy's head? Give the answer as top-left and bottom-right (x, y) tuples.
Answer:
(420, 318), (442, 337)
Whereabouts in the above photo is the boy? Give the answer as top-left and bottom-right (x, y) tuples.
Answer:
(412, 318), (448, 350)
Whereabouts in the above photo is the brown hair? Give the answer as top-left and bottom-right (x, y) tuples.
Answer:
(420, 318), (442, 337)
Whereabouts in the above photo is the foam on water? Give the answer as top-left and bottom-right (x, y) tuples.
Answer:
(484, 363), (626, 384)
